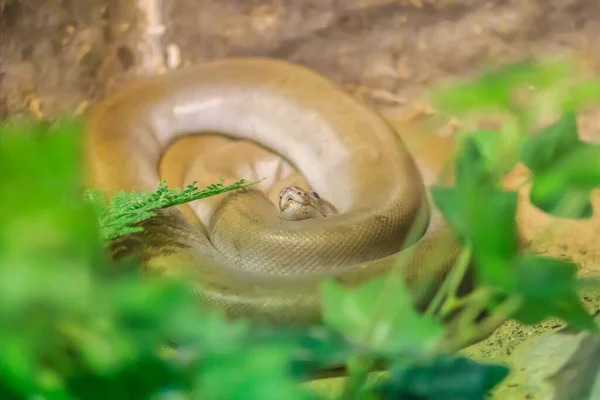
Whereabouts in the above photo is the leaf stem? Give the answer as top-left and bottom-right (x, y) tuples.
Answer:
(340, 355), (373, 400)
(440, 294), (522, 353)
(424, 245), (472, 319)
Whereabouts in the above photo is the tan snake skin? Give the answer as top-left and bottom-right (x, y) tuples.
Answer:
(84, 57), (464, 326)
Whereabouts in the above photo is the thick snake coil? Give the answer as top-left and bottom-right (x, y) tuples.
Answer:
(85, 57), (463, 326)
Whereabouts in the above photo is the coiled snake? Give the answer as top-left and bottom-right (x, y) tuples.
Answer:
(85, 57), (464, 326)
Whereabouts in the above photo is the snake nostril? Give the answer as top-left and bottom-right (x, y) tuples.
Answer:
(312, 191), (320, 199)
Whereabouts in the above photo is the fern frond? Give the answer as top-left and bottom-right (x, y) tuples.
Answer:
(85, 178), (260, 241)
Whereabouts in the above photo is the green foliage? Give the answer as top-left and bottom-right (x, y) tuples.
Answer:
(321, 277), (444, 354)
(431, 139), (519, 271)
(433, 59), (576, 115)
(2, 57), (600, 400)
(0, 120), (325, 399)
(510, 255), (595, 328)
(85, 178), (257, 241)
(522, 112), (600, 219)
(433, 58), (600, 120)
(371, 355), (509, 400)
(429, 58), (600, 341)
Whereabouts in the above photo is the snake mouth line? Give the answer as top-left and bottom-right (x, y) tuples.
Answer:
(280, 197), (306, 210)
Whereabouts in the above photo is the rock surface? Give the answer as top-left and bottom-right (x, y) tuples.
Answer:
(481, 311), (600, 399)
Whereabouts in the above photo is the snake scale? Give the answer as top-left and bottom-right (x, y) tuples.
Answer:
(84, 57), (465, 326)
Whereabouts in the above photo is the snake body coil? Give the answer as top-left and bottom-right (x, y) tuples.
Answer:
(85, 57), (462, 325)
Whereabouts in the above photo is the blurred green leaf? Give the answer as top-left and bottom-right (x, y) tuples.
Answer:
(456, 129), (502, 170)
(456, 128), (522, 178)
(559, 78), (600, 111)
(521, 112), (581, 173)
(433, 59), (573, 114)
(372, 354), (509, 400)
(193, 345), (314, 400)
(532, 76), (600, 119)
(511, 255), (597, 331)
(67, 355), (185, 400)
(433, 186), (519, 289)
(252, 326), (352, 378)
(454, 137), (499, 189)
(320, 277), (444, 354)
(528, 143), (600, 219)
(522, 112), (600, 219)
(431, 138), (519, 287)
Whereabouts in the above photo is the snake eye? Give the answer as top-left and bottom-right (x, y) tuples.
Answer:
(312, 191), (320, 199)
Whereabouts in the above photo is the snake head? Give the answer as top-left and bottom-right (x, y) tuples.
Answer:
(278, 186), (336, 221)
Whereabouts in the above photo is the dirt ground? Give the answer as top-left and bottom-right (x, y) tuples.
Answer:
(2, 0), (600, 398)
(4, 0), (600, 121)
